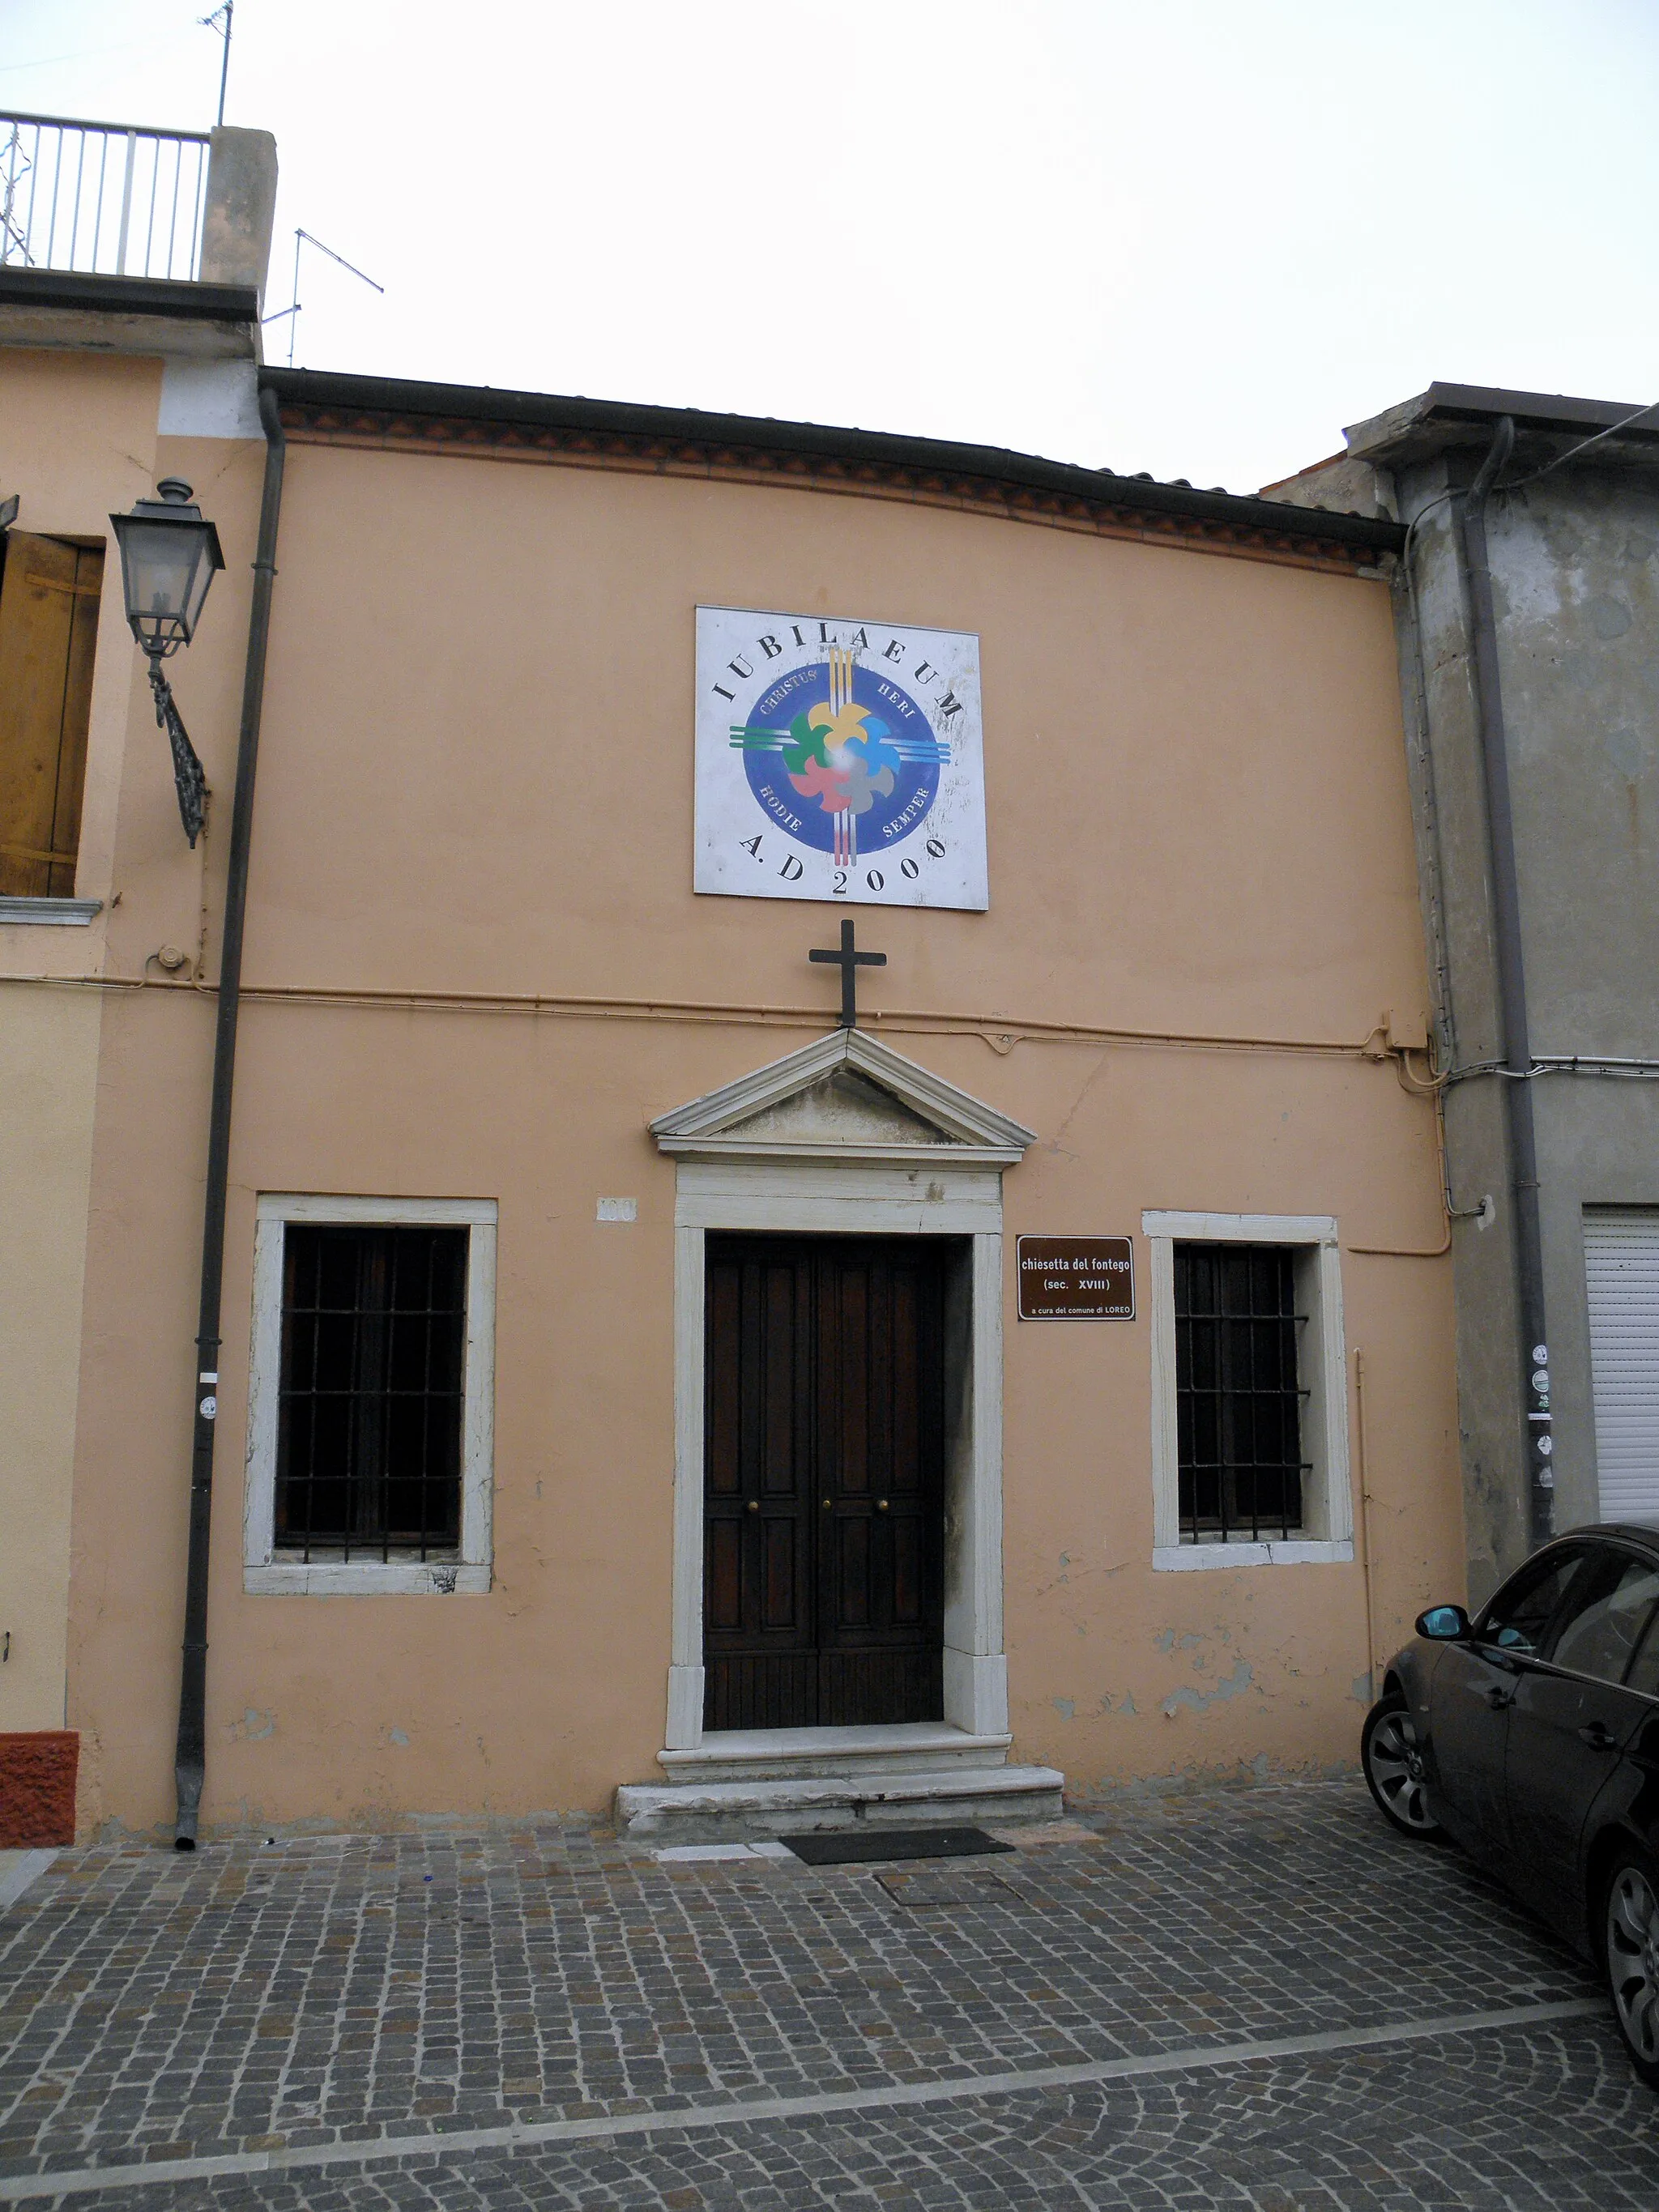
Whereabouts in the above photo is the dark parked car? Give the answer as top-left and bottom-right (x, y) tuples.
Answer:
(1363, 1519), (1659, 2086)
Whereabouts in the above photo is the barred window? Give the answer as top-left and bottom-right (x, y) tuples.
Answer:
(1174, 1242), (1307, 1543)
(275, 1223), (469, 1562)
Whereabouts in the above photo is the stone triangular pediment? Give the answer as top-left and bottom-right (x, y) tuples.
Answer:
(650, 1029), (1035, 1166)
(726, 1067), (953, 1149)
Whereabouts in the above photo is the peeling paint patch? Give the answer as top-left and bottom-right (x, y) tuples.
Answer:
(1588, 594), (1634, 641)
(1352, 1672), (1375, 1705)
(1162, 1659), (1253, 1717)
(1606, 727), (1648, 782)
(228, 1708), (275, 1742)
(388, 1728), (411, 1747)
(1051, 1698), (1075, 1720)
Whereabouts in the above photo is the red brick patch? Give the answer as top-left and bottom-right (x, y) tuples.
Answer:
(0, 1732), (79, 1848)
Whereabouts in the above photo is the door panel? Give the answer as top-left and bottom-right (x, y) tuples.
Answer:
(1429, 1643), (1521, 1852)
(833, 1516), (872, 1626)
(706, 1261), (742, 1507)
(813, 1242), (945, 1724)
(1504, 1669), (1646, 1925)
(1429, 1545), (1592, 1856)
(763, 1518), (800, 1629)
(1503, 1547), (1659, 1924)
(893, 1514), (923, 1626)
(703, 1242), (815, 1727)
(761, 1260), (798, 1498)
(706, 1519), (742, 1633)
(703, 1236), (945, 1731)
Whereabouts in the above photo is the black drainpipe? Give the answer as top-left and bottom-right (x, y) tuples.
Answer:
(173, 383), (286, 1848)
(1452, 416), (1554, 1550)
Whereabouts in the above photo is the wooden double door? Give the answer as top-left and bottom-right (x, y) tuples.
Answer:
(703, 1234), (946, 1731)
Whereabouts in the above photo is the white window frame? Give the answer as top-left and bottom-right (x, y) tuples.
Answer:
(244, 1194), (497, 1595)
(1141, 1210), (1353, 1571)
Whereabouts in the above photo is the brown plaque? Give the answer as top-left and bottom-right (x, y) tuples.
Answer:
(1017, 1236), (1135, 1320)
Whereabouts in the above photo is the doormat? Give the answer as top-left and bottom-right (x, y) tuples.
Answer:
(783, 1826), (1016, 1866)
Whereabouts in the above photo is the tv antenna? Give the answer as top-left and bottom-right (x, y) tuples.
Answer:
(200, 0), (233, 129)
(262, 228), (385, 368)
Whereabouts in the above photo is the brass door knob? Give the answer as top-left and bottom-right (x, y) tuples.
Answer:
(822, 1497), (832, 1508)
(747, 1500), (759, 1514)
(877, 1499), (889, 1511)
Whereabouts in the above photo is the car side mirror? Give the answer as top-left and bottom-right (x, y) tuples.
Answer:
(1416, 1604), (1472, 1641)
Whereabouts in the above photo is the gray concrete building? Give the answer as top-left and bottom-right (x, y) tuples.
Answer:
(1271, 384), (1659, 1601)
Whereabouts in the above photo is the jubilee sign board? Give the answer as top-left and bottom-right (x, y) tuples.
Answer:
(694, 606), (988, 910)
(1017, 1237), (1136, 1321)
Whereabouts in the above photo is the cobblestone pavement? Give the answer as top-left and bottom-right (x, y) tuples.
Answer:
(0, 1780), (1653, 2209)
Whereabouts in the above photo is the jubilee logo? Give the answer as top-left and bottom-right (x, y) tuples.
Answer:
(694, 607), (988, 911)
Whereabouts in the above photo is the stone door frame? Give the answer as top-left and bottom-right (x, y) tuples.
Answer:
(650, 1029), (1034, 1753)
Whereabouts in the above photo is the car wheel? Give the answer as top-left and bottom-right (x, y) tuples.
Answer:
(1602, 1848), (1659, 2091)
(1361, 1695), (1446, 1841)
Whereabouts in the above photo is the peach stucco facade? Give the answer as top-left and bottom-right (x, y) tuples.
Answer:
(3, 338), (1465, 1837)
(0, 347), (166, 1757)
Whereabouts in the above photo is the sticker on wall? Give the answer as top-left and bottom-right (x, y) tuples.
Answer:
(695, 606), (987, 910)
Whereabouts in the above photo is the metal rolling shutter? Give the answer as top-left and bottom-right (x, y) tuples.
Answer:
(1585, 1210), (1659, 1520)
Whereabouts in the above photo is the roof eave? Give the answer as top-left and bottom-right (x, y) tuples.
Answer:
(0, 266), (259, 323)
(261, 365), (1405, 558)
(1344, 381), (1659, 471)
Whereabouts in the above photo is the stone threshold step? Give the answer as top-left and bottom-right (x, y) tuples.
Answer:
(615, 1763), (1064, 1843)
(659, 1723), (1013, 1784)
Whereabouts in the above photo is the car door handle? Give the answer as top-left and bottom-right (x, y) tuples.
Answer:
(1486, 1686), (1516, 1710)
(1577, 1722), (1618, 1750)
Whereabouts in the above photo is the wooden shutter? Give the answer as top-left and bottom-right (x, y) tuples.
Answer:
(0, 532), (104, 898)
(1584, 1209), (1659, 1519)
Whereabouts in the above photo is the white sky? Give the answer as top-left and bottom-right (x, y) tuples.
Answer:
(2, 0), (1655, 492)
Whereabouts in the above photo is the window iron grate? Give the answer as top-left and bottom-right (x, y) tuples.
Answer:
(1174, 1242), (1307, 1543)
(275, 1223), (468, 1564)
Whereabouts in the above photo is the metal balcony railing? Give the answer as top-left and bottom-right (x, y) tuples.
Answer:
(0, 110), (211, 282)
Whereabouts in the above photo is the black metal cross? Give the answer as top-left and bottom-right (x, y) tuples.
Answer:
(810, 919), (887, 1029)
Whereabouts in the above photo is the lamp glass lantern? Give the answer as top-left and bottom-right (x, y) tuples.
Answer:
(109, 478), (224, 658)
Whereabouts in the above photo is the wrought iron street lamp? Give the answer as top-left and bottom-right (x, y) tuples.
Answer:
(110, 478), (224, 846)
